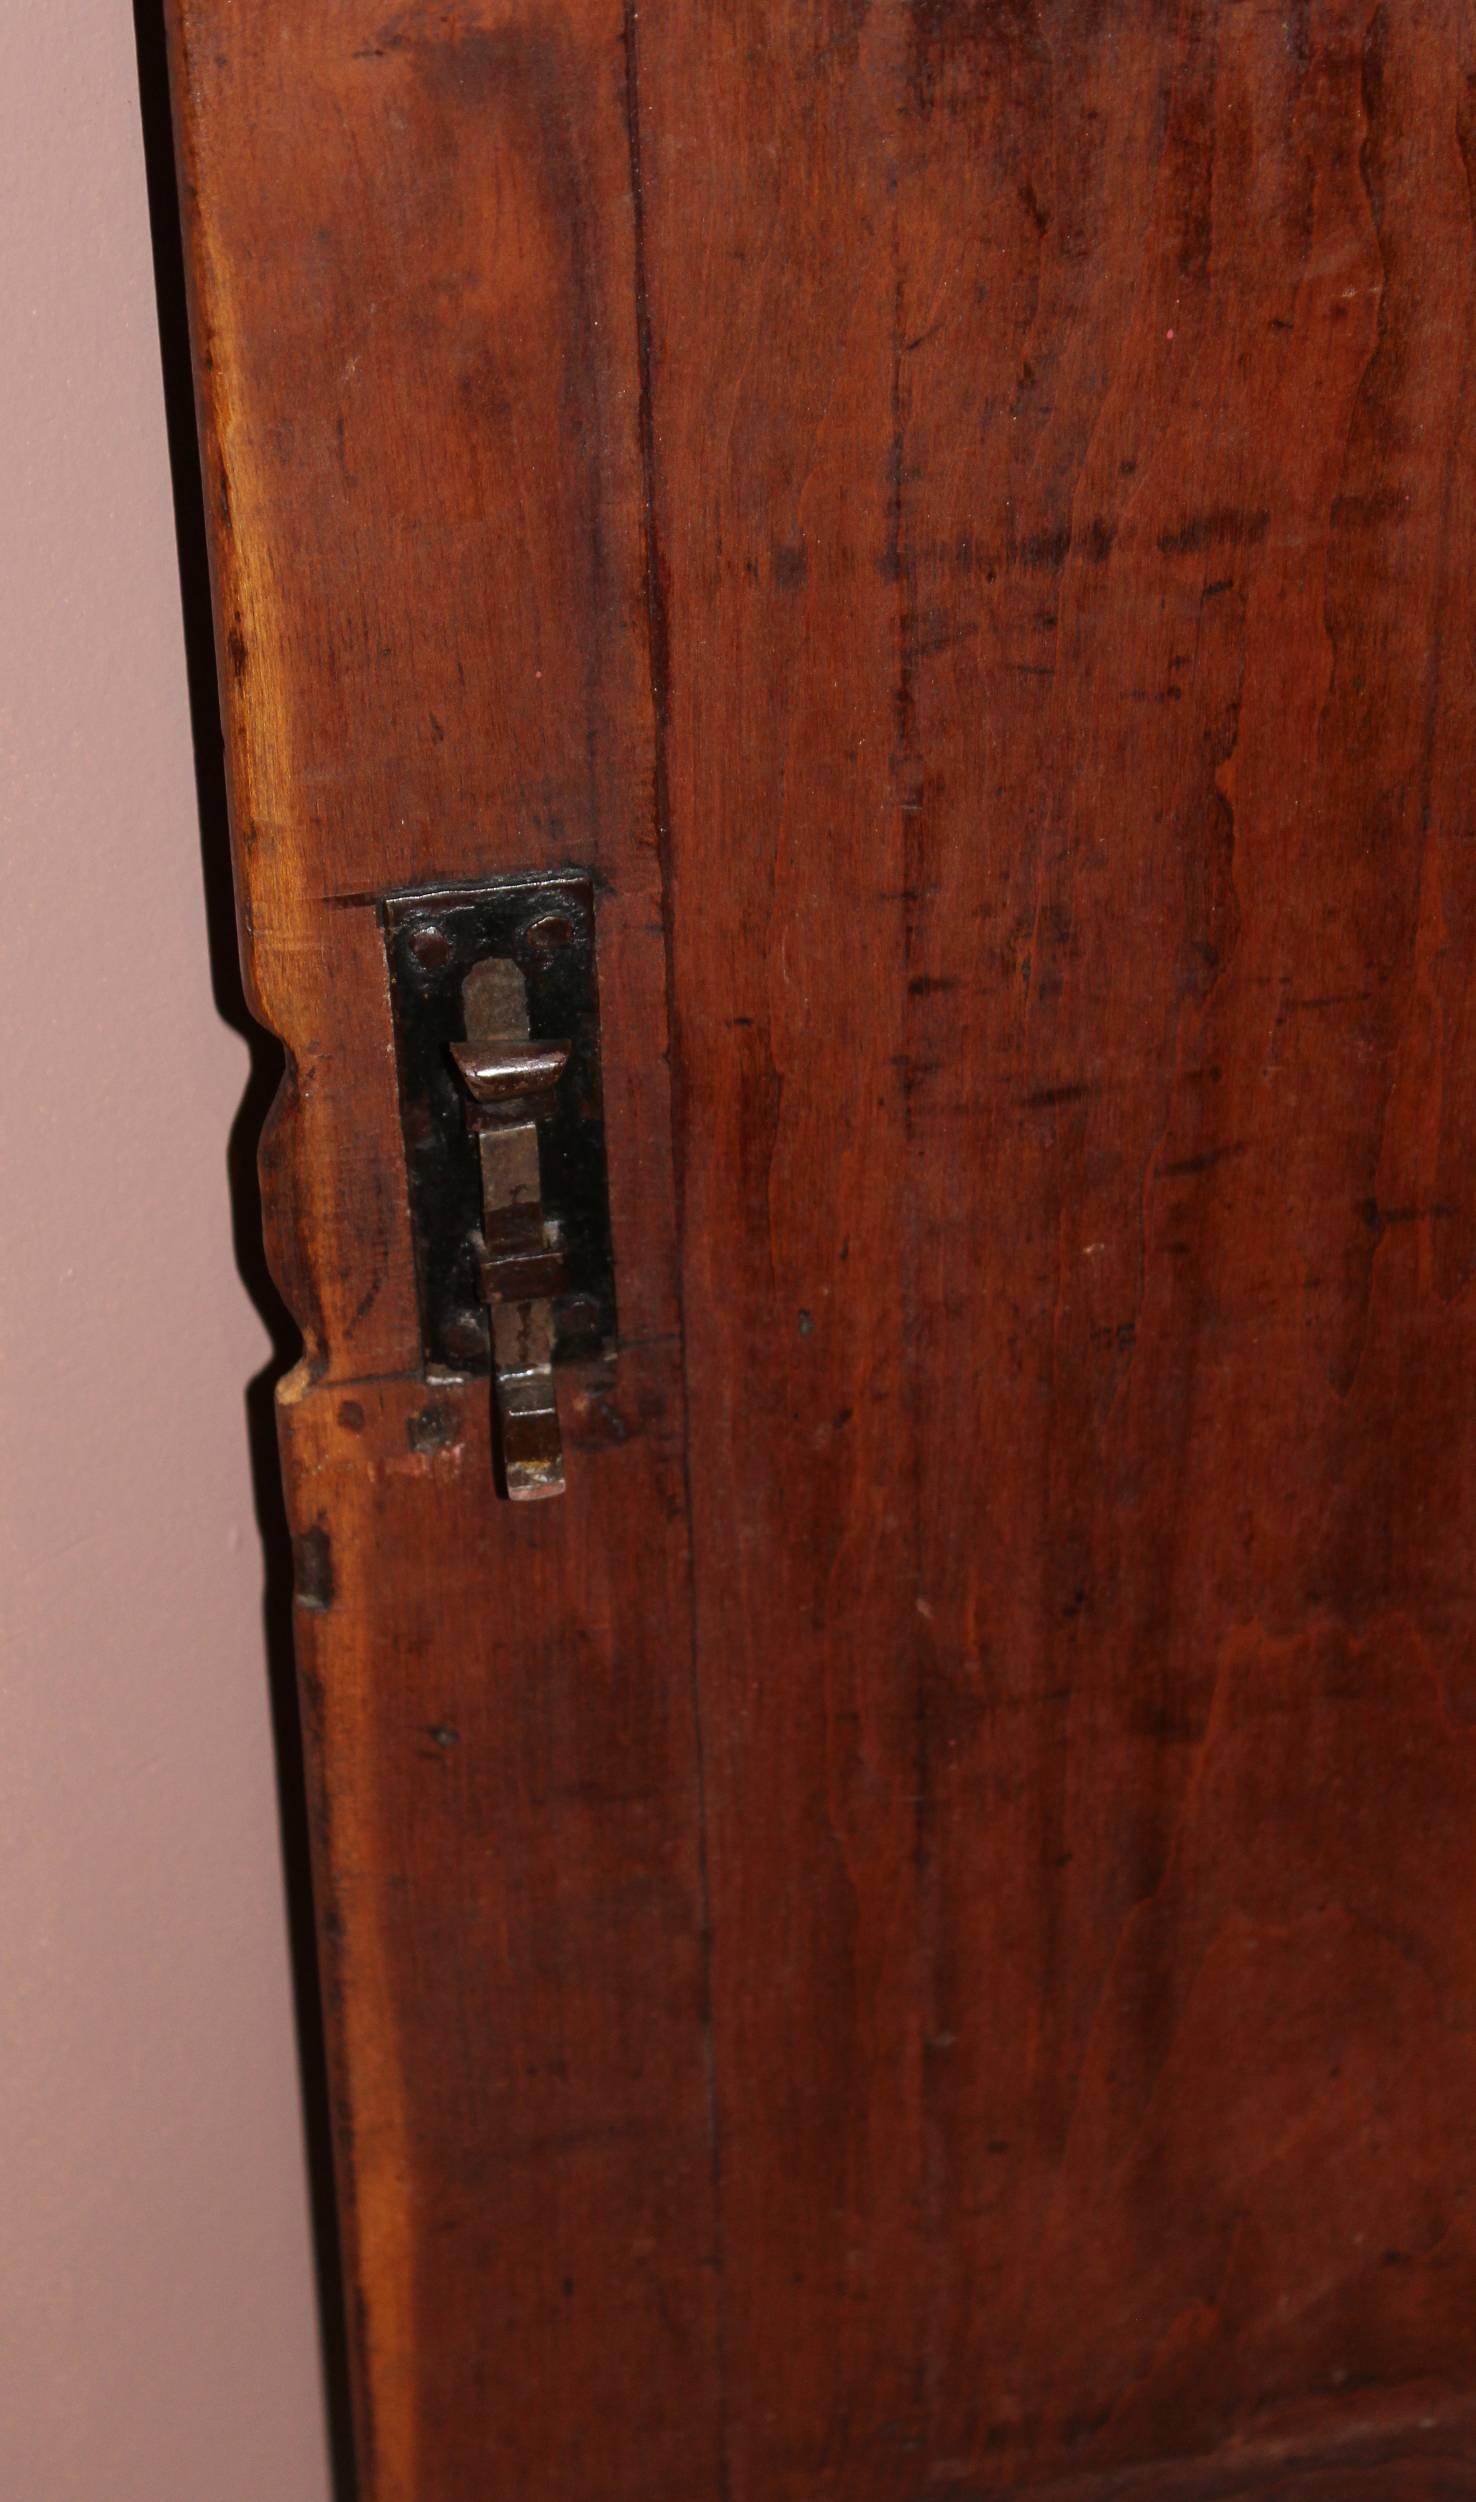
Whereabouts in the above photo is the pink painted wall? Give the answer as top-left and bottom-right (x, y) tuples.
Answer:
(0, 8), (331, 2496)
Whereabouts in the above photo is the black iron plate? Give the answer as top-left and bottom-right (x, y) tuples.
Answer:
(382, 870), (615, 1374)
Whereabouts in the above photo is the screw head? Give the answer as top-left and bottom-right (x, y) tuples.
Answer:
(408, 921), (451, 971)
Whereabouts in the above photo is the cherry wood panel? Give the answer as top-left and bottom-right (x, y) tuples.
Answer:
(637, 1), (1476, 2496)
(167, 1), (1476, 2499)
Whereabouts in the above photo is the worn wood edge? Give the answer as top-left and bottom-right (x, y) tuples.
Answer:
(278, 1378), (450, 2502)
(161, 2), (320, 1372)
(160, 17), (412, 2492)
(162, 6), (425, 1388)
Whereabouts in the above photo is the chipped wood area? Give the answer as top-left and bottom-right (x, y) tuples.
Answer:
(167, 3), (1476, 2499)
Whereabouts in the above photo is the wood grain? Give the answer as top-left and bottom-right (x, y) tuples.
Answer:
(639, 1), (1476, 2494)
(167, 0), (1476, 2496)
(166, 5), (721, 2496)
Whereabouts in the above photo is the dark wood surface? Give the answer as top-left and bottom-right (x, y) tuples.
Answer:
(166, 2), (1476, 2496)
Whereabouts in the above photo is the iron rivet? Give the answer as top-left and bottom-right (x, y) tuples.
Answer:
(523, 911), (576, 956)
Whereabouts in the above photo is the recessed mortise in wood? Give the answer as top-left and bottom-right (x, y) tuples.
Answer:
(382, 872), (616, 1499)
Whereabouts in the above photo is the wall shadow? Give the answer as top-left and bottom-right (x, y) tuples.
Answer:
(129, 13), (357, 2498)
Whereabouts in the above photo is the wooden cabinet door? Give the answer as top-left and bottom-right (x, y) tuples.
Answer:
(166, 6), (1476, 2498)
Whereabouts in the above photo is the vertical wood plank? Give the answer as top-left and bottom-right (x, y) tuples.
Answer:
(165, 5), (722, 2494)
(632, 7), (927, 2490)
(636, 2), (1476, 2494)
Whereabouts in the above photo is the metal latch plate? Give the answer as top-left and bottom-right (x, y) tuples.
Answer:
(382, 871), (616, 1376)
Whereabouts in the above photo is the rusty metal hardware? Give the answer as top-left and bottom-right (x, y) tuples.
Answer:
(453, 959), (569, 1499)
(450, 1040), (572, 1102)
(382, 872), (616, 1501)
